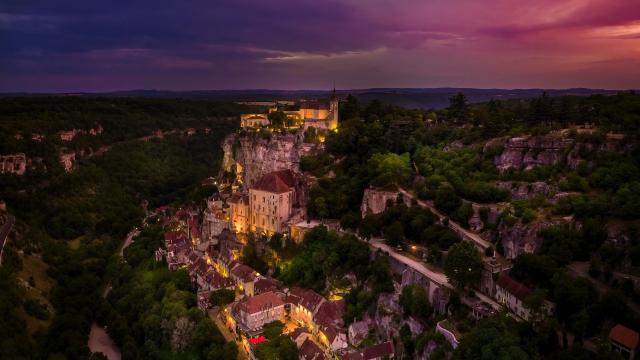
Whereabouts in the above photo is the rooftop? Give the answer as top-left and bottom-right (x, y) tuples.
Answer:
(497, 274), (532, 302)
(610, 324), (640, 350)
(252, 169), (296, 194)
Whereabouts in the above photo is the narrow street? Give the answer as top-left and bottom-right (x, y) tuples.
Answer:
(209, 308), (249, 360)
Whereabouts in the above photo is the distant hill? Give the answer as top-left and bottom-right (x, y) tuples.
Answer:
(1, 87), (629, 109)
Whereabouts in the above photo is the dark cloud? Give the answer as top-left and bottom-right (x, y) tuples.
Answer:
(0, 0), (638, 91)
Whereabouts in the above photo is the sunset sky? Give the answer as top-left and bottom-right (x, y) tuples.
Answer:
(1, 0), (639, 92)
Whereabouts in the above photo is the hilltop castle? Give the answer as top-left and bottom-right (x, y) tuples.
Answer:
(240, 89), (339, 131)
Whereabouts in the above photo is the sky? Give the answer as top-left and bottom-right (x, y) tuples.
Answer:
(1, 0), (639, 92)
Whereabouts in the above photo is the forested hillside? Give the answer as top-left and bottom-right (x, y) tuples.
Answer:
(0, 97), (243, 359)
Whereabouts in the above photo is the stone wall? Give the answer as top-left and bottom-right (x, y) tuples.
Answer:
(360, 188), (411, 218)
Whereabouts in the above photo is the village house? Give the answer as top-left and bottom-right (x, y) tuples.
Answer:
(229, 291), (286, 334)
(289, 327), (314, 348)
(342, 341), (395, 360)
(609, 324), (639, 360)
(228, 193), (250, 233)
(299, 338), (327, 360)
(0, 153), (27, 175)
(229, 262), (260, 296)
(495, 274), (553, 321)
(202, 198), (230, 242)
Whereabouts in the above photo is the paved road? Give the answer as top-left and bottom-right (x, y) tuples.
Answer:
(0, 214), (16, 266)
(369, 238), (452, 289)
(398, 188), (492, 251)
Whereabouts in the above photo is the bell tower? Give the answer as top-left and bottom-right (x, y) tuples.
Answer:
(328, 86), (338, 130)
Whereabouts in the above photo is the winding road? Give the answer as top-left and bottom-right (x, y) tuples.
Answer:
(369, 238), (452, 289)
(398, 188), (492, 251)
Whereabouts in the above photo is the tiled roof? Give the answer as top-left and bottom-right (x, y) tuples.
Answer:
(497, 274), (532, 302)
(314, 300), (344, 329)
(610, 324), (640, 350)
(362, 341), (395, 360)
(290, 287), (325, 314)
(237, 291), (284, 315)
(254, 277), (279, 294)
(252, 169), (296, 194)
(228, 193), (249, 204)
(299, 339), (326, 360)
(230, 263), (258, 282)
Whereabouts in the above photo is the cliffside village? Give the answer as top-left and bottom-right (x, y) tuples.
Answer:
(149, 96), (638, 360)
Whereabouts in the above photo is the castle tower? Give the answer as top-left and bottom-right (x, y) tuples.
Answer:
(328, 87), (339, 130)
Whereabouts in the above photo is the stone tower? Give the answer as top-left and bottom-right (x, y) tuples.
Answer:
(328, 87), (339, 130)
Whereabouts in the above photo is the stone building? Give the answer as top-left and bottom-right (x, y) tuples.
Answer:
(248, 169), (296, 235)
(229, 291), (285, 334)
(240, 114), (270, 128)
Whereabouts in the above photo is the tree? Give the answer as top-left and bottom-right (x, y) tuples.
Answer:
(448, 93), (470, 123)
(400, 285), (433, 321)
(435, 182), (462, 214)
(454, 315), (534, 360)
(368, 152), (411, 187)
(263, 320), (284, 340)
(384, 221), (405, 247)
(209, 289), (235, 307)
(444, 241), (482, 289)
(268, 110), (287, 128)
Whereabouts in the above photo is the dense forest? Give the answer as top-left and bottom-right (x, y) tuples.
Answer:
(300, 91), (640, 359)
(0, 98), (242, 359)
(2, 91), (640, 359)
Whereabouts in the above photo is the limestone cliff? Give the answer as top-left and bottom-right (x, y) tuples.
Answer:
(488, 136), (572, 172)
(487, 134), (632, 172)
(222, 131), (322, 190)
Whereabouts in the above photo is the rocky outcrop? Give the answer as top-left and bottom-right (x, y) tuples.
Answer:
(495, 181), (557, 200)
(488, 134), (634, 172)
(490, 136), (573, 172)
(360, 188), (411, 217)
(497, 218), (573, 259)
(566, 139), (634, 169)
(222, 131), (322, 189)
(468, 203), (504, 232)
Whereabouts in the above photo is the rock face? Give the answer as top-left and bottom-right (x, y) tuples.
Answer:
(489, 134), (633, 172)
(222, 131), (323, 190)
(495, 181), (557, 200)
(497, 218), (572, 259)
(490, 136), (573, 172)
(566, 140), (633, 169)
(468, 203), (504, 232)
(360, 188), (411, 218)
